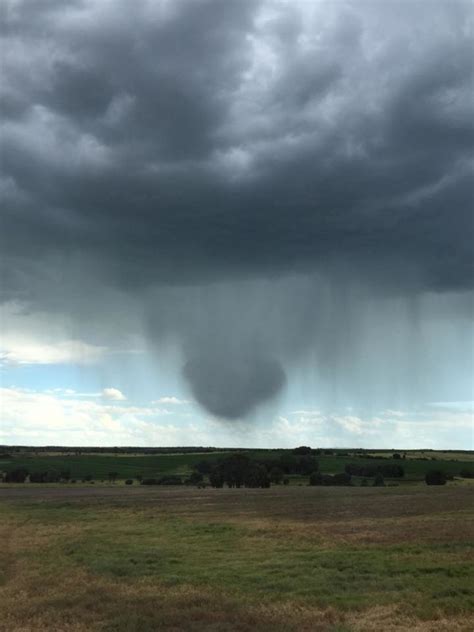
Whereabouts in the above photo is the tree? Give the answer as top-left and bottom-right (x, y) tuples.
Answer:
(269, 466), (284, 484)
(293, 446), (312, 455)
(5, 468), (29, 483)
(157, 475), (182, 485)
(30, 472), (45, 483)
(308, 471), (324, 486)
(194, 460), (213, 474)
(244, 463), (270, 488)
(219, 454), (250, 488)
(373, 472), (385, 487)
(186, 471), (204, 485)
(425, 470), (447, 485)
(332, 472), (352, 486)
(298, 455), (319, 475)
(44, 469), (60, 483)
(209, 469), (224, 488)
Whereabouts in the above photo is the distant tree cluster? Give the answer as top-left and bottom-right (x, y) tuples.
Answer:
(207, 454), (270, 488)
(3, 468), (73, 483)
(141, 475), (183, 486)
(308, 471), (352, 486)
(344, 463), (405, 478)
(30, 470), (61, 483)
(4, 468), (29, 483)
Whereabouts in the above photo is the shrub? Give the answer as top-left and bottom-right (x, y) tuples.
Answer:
(459, 468), (474, 479)
(141, 478), (159, 485)
(5, 468), (29, 483)
(29, 470), (62, 483)
(29, 472), (45, 483)
(269, 466), (284, 484)
(373, 473), (385, 487)
(44, 469), (61, 483)
(186, 471), (204, 485)
(125, 479), (134, 485)
(332, 472), (352, 486)
(361, 478), (368, 487)
(308, 471), (324, 486)
(310, 472), (352, 486)
(425, 470), (447, 485)
(158, 475), (182, 485)
(283, 477), (290, 485)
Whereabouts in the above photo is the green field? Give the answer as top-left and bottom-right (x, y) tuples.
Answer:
(1, 448), (473, 483)
(1, 449), (473, 630)
(0, 484), (473, 631)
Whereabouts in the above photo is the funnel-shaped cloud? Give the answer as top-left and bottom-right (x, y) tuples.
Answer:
(183, 348), (286, 419)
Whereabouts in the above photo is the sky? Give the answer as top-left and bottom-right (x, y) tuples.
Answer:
(0, 0), (473, 449)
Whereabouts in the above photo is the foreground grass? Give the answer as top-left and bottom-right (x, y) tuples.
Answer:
(0, 486), (473, 631)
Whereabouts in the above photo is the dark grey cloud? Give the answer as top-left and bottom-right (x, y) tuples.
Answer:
(183, 350), (285, 419)
(1, 0), (472, 417)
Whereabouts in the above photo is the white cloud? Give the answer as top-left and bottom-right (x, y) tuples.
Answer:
(0, 386), (472, 449)
(0, 339), (105, 365)
(332, 415), (365, 435)
(0, 387), (186, 445)
(152, 396), (189, 405)
(102, 388), (126, 401)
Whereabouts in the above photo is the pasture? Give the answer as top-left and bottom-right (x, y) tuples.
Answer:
(0, 484), (473, 631)
(1, 448), (473, 484)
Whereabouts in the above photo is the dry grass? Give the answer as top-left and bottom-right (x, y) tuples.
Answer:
(1, 485), (473, 631)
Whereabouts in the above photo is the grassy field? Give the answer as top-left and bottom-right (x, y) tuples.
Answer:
(1, 449), (473, 483)
(0, 484), (473, 631)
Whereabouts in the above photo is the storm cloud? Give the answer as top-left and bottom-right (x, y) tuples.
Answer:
(1, 0), (473, 418)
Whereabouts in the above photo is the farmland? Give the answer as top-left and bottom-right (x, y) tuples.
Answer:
(0, 449), (473, 631)
(1, 448), (473, 485)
